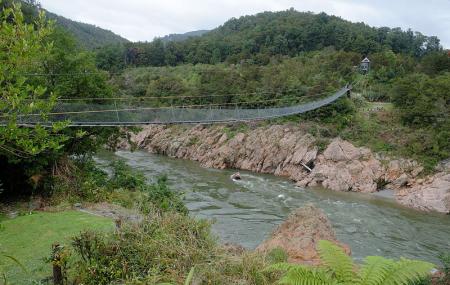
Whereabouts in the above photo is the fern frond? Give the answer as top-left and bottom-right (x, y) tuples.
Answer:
(317, 240), (355, 283)
(265, 262), (303, 272)
(278, 266), (336, 285)
(380, 258), (434, 285)
(358, 256), (395, 285)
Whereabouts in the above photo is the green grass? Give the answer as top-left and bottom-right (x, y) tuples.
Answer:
(0, 211), (113, 284)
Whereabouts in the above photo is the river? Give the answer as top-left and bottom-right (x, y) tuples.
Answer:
(96, 150), (450, 264)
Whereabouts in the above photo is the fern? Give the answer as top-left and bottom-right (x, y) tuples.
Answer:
(280, 267), (336, 285)
(359, 256), (395, 285)
(317, 240), (355, 283)
(267, 240), (434, 285)
(380, 258), (434, 285)
(265, 262), (304, 273)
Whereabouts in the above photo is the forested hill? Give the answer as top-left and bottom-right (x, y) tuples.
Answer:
(45, 11), (129, 50)
(0, 0), (128, 49)
(159, 30), (210, 43)
(115, 9), (442, 67)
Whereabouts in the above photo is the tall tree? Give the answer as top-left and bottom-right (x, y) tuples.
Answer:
(0, 3), (68, 162)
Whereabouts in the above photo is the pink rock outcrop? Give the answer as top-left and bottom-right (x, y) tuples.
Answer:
(122, 124), (450, 213)
(297, 138), (383, 193)
(256, 204), (350, 265)
(396, 173), (450, 213)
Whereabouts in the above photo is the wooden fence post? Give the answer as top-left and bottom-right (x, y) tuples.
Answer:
(52, 243), (63, 285)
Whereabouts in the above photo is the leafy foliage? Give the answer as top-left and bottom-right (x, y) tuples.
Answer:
(0, 3), (69, 162)
(0, 3), (124, 197)
(108, 160), (146, 191)
(391, 73), (449, 127)
(52, 157), (188, 214)
(268, 240), (434, 285)
(390, 73), (449, 166)
(71, 213), (216, 285)
(115, 49), (357, 108)
(97, 9), (442, 69)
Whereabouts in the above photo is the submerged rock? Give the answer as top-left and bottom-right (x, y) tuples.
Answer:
(256, 204), (350, 265)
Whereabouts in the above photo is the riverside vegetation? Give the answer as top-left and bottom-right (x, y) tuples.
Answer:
(0, 1), (449, 284)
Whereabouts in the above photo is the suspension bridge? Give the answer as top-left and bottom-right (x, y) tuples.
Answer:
(3, 85), (351, 127)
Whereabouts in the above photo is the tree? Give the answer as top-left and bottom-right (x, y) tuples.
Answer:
(268, 240), (434, 285)
(391, 73), (450, 127)
(113, 10), (443, 69)
(0, 3), (68, 163)
(0, 4), (123, 195)
(419, 51), (450, 76)
(95, 43), (126, 72)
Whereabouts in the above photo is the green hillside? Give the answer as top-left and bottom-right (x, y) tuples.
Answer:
(45, 11), (129, 50)
(0, 0), (128, 49)
(113, 9), (442, 67)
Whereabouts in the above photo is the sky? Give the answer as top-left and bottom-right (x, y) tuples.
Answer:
(39, 0), (450, 48)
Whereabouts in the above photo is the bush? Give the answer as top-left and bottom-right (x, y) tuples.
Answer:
(302, 97), (356, 130)
(71, 213), (217, 285)
(51, 157), (110, 203)
(267, 247), (288, 264)
(51, 157), (187, 214)
(107, 160), (188, 214)
(108, 160), (147, 191)
(69, 212), (277, 285)
(139, 175), (188, 215)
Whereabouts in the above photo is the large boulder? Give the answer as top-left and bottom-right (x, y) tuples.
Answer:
(297, 138), (383, 193)
(256, 204), (350, 265)
(396, 173), (450, 213)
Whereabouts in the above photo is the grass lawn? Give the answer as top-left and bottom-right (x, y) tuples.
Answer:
(0, 210), (113, 284)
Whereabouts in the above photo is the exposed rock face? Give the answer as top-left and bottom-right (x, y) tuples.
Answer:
(297, 138), (383, 193)
(396, 173), (450, 213)
(127, 124), (317, 182)
(256, 204), (350, 265)
(123, 124), (450, 213)
(384, 159), (424, 189)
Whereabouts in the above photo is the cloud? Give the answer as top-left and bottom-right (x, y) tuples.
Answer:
(39, 0), (450, 47)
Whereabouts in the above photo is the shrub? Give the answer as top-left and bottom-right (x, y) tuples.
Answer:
(71, 213), (217, 285)
(139, 175), (188, 215)
(267, 247), (288, 264)
(51, 157), (187, 214)
(51, 157), (110, 203)
(108, 160), (146, 191)
(69, 212), (278, 285)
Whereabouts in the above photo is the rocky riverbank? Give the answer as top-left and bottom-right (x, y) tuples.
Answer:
(120, 124), (450, 214)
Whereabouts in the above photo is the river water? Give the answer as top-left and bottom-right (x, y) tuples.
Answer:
(96, 150), (450, 264)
